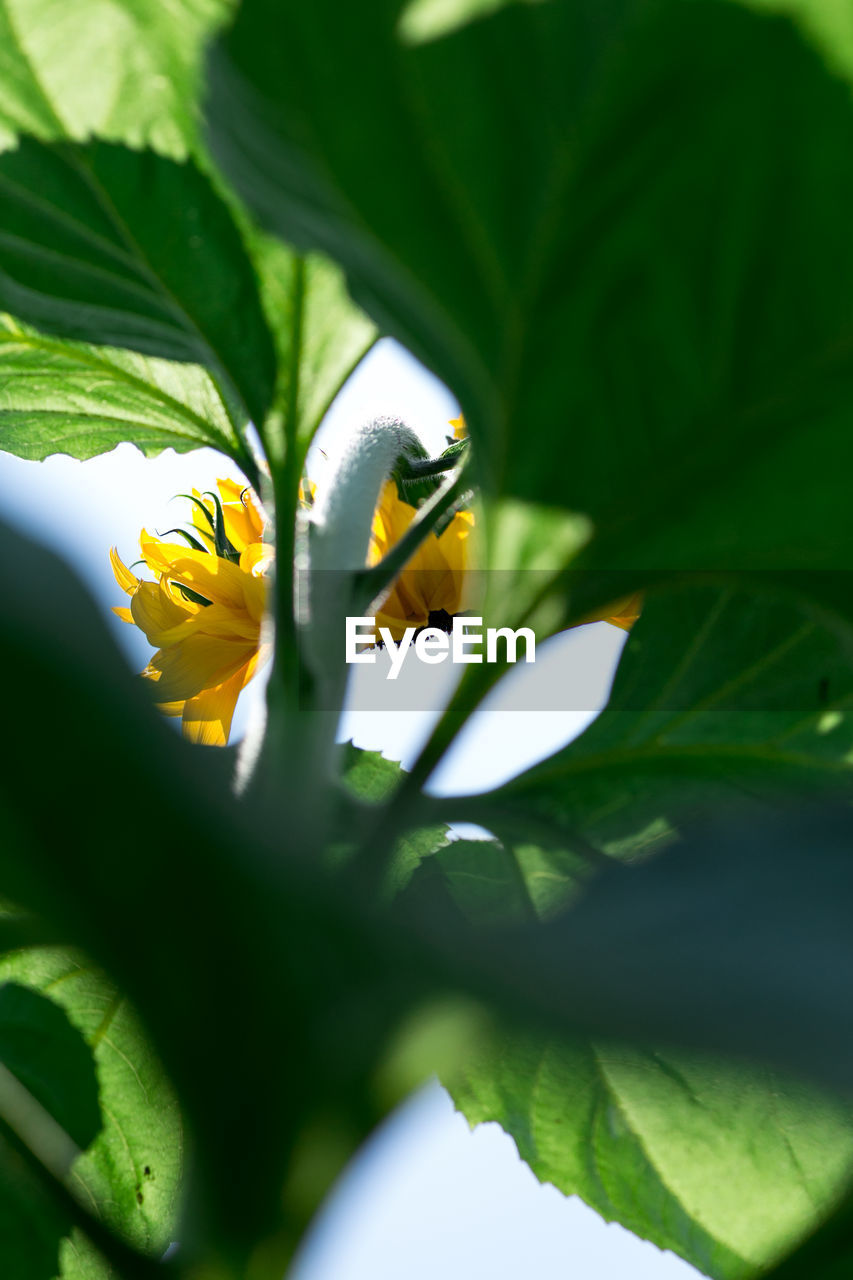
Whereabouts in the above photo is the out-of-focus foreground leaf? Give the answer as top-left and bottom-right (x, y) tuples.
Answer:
(0, 948), (182, 1278)
(336, 742), (449, 897)
(0, 138), (275, 440)
(0, 0), (231, 157)
(208, 0), (853, 571)
(0, 514), (460, 1275)
(0, 981), (100, 1279)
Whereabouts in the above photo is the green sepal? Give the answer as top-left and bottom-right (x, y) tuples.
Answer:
(174, 584), (212, 609)
(158, 527), (210, 554)
(203, 489), (242, 564)
(393, 438), (470, 507)
(177, 493), (217, 538)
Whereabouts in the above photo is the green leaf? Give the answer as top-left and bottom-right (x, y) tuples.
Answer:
(0, 0), (232, 157)
(397, 0), (531, 44)
(0, 950), (181, 1262)
(338, 741), (449, 895)
(426, 837), (587, 923)
(252, 237), (376, 464)
(339, 741), (408, 804)
(0, 515), (453, 1270)
(208, 0), (853, 570)
(421, 801), (853, 1276)
(0, 982), (100, 1279)
(0, 137), (276, 441)
(0, 313), (247, 461)
(0, 982), (100, 1151)
(452, 1034), (853, 1279)
(456, 579), (853, 886)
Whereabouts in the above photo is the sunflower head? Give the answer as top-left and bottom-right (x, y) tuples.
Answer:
(111, 479), (272, 747)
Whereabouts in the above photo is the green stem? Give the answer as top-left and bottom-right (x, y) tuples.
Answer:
(271, 255), (307, 716)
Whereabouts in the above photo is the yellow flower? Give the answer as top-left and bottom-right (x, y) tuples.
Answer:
(111, 479), (273, 747)
(449, 414), (467, 440)
(368, 478), (475, 641)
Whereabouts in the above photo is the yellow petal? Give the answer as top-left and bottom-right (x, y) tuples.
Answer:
(110, 547), (139, 596)
(217, 479), (265, 552)
(368, 480), (416, 565)
(181, 665), (246, 746)
(449, 415), (467, 440)
(130, 579), (196, 645)
(576, 592), (644, 631)
(180, 641), (270, 745)
(140, 531), (250, 611)
(188, 489), (217, 548)
(153, 602), (260, 647)
(605, 592), (644, 631)
(112, 605), (133, 623)
(146, 634), (257, 703)
(239, 542), (274, 577)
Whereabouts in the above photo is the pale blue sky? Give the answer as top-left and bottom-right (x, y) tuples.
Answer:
(0, 339), (701, 1279)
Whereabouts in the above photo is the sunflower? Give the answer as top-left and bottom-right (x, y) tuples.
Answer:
(368, 477), (475, 641)
(111, 480), (273, 746)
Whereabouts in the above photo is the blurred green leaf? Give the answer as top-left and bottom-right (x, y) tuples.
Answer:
(758, 1186), (853, 1279)
(452, 1034), (853, 1279)
(0, 515), (458, 1271)
(0, 982), (100, 1280)
(0, 313), (247, 462)
(338, 742), (449, 895)
(339, 741), (406, 804)
(0, 138), (275, 440)
(0, 0), (232, 156)
(455, 580), (853, 883)
(0, 950), (181, 1261)
(208, 0), (853, 570)
(397, 0), (533, 44)
(424, 836), (586, 922)
(0, 982), (100, 1151)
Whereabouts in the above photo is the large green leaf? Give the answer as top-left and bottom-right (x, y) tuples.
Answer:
(422, 577), (853, 1276)
(0, 313), (246, 461)
(452, 1034), (853, 1280)
(0, 0), (231, 157)
(0, 137), (276, 439)
(451, 579), (853, 886)
(208, 0), (853, 570)
(414, 800), (853, 1280)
